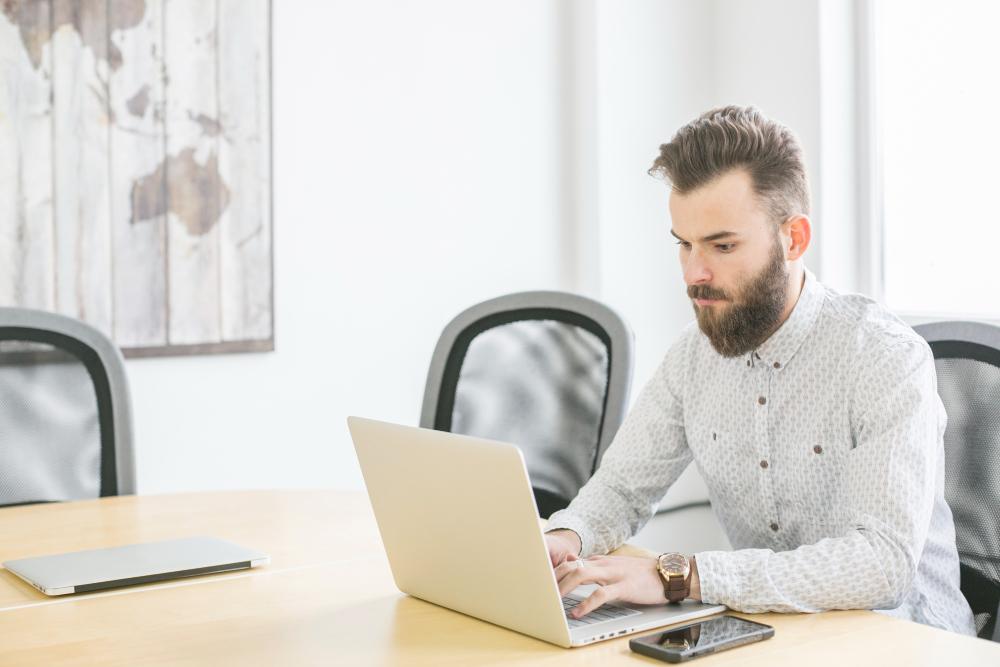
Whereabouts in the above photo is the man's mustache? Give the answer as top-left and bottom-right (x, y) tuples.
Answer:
(688, 285), (730, 301)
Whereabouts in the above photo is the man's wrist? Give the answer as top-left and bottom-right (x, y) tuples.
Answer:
(545, 528), (582, 556)
(689, 555), (701, 601)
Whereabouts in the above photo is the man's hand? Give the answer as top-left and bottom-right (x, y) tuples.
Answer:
(544, 529), (582, 567)
(554, 554), (667, 618)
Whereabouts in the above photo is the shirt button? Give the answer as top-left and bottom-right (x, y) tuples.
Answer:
(757, 396), (767, 405)
(712, 432), (717, 441)
(746, 359), (751, 367)
(770, 522), (779, 532)
(759, 459), (769, 469)
(773, 361), (781, 369)
(813, 445), (823, 454)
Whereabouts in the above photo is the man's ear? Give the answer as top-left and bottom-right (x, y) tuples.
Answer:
(782, 215), (811, 261)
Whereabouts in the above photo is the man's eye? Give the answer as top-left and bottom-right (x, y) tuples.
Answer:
(675, 240), (691, 249)
(716, 244), (735, 253)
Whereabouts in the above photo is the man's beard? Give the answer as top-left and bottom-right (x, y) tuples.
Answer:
(689, 239), (789, 358)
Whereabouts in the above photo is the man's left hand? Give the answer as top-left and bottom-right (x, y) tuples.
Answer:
(554, 554), (667, 618)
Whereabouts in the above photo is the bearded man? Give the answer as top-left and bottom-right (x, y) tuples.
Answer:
(543, 105), (976, 635)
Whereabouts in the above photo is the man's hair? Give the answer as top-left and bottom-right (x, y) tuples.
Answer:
(649, 105), (811, 221)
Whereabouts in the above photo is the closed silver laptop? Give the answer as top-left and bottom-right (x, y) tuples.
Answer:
(347, 417), (725, 648)
(3, 536), (270, 595)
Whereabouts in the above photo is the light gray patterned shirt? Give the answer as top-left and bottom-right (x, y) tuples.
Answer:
(547, 270), (976, 635)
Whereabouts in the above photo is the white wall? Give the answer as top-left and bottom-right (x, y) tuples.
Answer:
(127, 1), (853, 500)
(588, 0), (716, 508)
(129, 1), (570, 493)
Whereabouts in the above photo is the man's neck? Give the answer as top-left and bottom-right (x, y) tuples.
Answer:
(778, 267), (807, 327)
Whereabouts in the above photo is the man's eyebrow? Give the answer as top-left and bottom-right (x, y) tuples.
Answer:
(670, 229), (739, 243)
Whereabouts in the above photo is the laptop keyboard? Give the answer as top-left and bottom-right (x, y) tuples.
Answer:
(562, 594), (642, 628)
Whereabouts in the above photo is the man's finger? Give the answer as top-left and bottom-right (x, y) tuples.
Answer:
(554, 560), (576, 582)
(557, 561), (609, 597)
(570, 584), (616, 619)
(554, 556), (590, 582)
(557, 567), (586, 597)
(558, 553), (579, 569)
(552, 549), (576, 568)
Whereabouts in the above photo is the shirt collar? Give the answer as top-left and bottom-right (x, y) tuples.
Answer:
(750, 268), (824, 370)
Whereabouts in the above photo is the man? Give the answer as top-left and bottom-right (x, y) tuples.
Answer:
(544, 105), (976, 635)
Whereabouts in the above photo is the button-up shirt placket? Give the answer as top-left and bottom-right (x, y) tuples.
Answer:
(752, 352), (780, 542)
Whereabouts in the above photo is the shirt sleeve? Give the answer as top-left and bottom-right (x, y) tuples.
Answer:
(545, 329), (695, 557)
(695, 339), (943, 613)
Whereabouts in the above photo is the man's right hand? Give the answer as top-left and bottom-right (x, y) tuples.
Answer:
(544, 529), (582, 567)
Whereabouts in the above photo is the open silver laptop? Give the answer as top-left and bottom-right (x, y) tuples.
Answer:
(347, 417), (725, 648)
(3, 536), (270, 596)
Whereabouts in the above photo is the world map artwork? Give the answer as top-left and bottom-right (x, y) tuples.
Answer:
(0, 0), (272, 356)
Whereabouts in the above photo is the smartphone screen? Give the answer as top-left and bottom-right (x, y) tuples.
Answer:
(629, 615), (774, 662)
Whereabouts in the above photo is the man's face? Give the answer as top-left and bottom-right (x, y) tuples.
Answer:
(668, 169), (790, 357)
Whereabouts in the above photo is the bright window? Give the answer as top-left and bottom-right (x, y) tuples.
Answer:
(875, 0), (1000, 320)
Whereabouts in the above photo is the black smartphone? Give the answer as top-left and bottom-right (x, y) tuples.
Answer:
(629, 615), (774, 663)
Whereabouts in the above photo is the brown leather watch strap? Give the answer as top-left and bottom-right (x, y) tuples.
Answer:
(665, 572), (688, 603)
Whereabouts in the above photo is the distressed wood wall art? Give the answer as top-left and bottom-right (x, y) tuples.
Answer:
(0, 0), (272, 356)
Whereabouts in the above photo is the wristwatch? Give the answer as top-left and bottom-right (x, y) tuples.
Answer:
(656, 552), (691, 603)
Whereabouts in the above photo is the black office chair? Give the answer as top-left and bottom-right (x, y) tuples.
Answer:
(915, 320), (1000, 641)
(0, 308), (136, 507)
(421, 291), (634, 518)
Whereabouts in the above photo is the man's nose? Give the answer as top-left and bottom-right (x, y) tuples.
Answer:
(683, 250), (712, 286)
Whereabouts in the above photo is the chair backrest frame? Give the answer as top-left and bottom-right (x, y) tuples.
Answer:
(914, 319), (1000, 642)
(420, 291), (634, 476)
(0, 307), (136, 499)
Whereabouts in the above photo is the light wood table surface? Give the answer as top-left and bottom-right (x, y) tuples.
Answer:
(1, 490), (997, 665)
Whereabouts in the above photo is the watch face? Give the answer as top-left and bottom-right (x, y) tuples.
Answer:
(658, 553), (690, 577)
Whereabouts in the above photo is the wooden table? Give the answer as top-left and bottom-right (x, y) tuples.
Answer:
(1, 490), (997, 665)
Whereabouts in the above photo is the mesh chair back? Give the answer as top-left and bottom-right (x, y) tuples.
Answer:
(422, 292), (633, 518)
(915, 321), (1000, 641)
(0, 308), (135, 507)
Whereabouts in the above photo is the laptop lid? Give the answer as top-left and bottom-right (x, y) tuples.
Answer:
(3, 536), (270, 595)
(348, 416), (573, 647)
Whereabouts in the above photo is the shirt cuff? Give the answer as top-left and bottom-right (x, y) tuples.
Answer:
(544, 511), (592, 557)
(694, 550), (741, 607)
